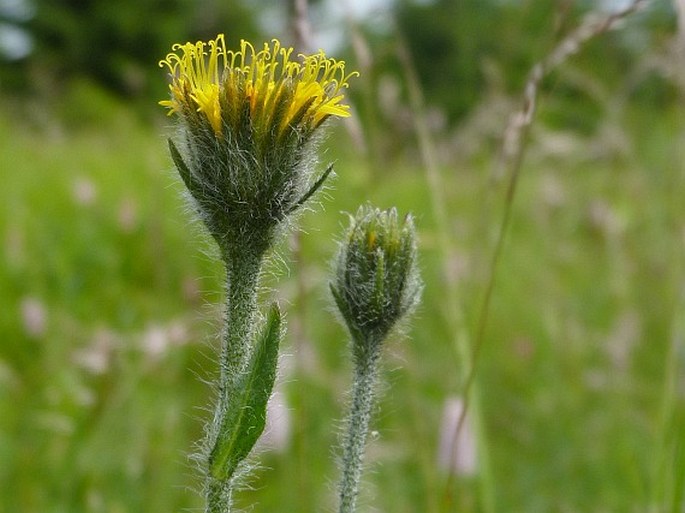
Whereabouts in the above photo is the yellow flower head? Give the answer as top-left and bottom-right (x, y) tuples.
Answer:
(159, 34), (357, 136)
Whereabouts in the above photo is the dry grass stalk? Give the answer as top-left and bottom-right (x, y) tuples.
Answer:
(452, 0), (652, 499)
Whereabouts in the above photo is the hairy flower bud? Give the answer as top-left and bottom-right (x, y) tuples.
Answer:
(331, 206), (422, 357)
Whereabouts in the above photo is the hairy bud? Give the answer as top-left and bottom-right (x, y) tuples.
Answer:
(331, 206), (422, 357)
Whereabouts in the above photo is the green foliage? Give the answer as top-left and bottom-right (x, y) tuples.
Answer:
(396, 0), (569, 123)
(2, 2), (685, 511)
(1, 96), (684, 512)
(10, 0), (259, 100)
(390, 0), (677, 128)
(0, 103), (218, 513)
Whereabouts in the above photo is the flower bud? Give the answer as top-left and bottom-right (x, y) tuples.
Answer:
(331, 206), (422, 357)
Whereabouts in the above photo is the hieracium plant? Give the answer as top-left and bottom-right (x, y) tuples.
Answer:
(158, 34), (356, 512)
(331, 206), (422, 513)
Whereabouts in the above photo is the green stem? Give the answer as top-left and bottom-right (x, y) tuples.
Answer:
(220, 250), (263, 393)
(205, 248), (264, 513)
(338, 343), (381, 513)
(206, 478), (233, 513)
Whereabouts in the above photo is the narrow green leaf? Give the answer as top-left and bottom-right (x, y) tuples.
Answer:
(330, 283), (348, 320)
(209, 303), (282, 480)
(373, 251), (385, 316)
(330, 283), (364, 345)
(168, 138), (194, 192)
(286, 164), (335, 216)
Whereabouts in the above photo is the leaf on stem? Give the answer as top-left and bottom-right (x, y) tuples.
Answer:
(209, 303), (282, 480)
(286, 163), (335, 216)
(168, 138), (194, 192)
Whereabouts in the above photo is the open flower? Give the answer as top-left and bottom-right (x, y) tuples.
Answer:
(159, 34), (357, 137)
(160, 35), (357, 256)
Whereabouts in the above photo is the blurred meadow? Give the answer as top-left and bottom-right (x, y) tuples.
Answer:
(1, 0), (685, 512)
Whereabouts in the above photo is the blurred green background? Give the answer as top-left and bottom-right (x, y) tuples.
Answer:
(1, 0), (684, 512)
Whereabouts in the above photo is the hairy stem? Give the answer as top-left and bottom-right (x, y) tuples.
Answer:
(205, 248), (264, 513)
(206, 477), (233, 513)
(338, 343), (381, 513)
(221, 250), (263, 393)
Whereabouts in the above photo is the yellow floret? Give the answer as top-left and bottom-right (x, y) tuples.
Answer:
(159, 35), (357, 136)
